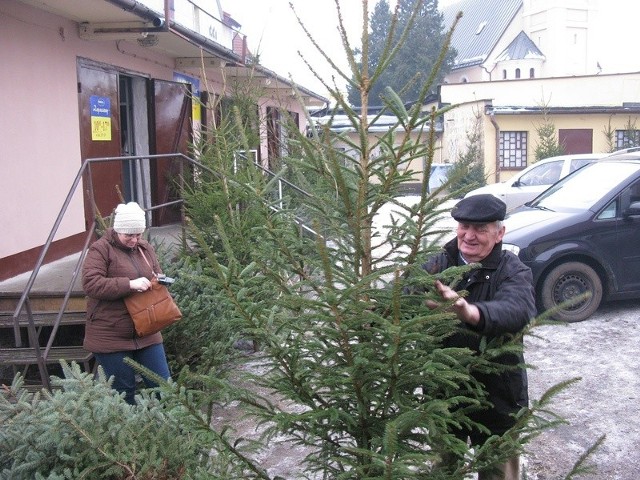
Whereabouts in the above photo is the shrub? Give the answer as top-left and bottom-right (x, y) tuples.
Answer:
(0, 363), (203, 479)
(161, 254), (244, 378)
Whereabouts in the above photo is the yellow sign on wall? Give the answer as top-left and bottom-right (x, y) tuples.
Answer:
(91, 116), (112, 141)
(90, 96), (112, 141)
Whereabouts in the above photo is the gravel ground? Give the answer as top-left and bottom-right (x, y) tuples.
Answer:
(522, 298), (640, 479)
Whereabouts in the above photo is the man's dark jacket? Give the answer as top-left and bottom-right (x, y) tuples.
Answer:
(423, 237), (536, 439)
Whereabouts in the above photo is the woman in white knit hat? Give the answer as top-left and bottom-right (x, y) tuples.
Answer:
(82, 202), (171, 404)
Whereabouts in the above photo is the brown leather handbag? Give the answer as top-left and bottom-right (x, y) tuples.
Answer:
(124, 250), (182, 337)
(124, 278), (182, 336)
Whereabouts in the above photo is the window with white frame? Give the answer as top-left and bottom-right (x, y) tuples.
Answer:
(499, 131), (528, 169)
(616, 129), (640, 149)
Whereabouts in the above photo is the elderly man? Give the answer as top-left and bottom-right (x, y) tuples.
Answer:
(424, 194), (536, 480)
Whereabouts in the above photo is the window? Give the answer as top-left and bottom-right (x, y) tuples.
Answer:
(503, 69), (507, 79)
(598, 179), (640, 220)
(570, 158), (593, 173)
(266, 106), (281, 168)
(518, 160), (562, 186)
(267, 107), (301, 168)
(499, 131), (528, 168)
(616, 129), (640, 149)
(529, 68), (535, 78)
(598, 199), (617, 220)
(515, 68), (521, 79)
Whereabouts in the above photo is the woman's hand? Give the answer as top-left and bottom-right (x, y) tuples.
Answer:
(130, 277), (151, 292)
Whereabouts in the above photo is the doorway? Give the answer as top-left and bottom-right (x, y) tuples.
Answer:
(78, 59), (191, 229)
(119, 74), (151, 208)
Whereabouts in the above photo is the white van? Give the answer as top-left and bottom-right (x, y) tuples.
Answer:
(465, 153), (604, 211)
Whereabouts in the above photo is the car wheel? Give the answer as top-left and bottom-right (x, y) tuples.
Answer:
(540, 262), (603, 322)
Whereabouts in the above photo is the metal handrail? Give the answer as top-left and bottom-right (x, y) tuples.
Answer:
(10, 151), (317, 386)
(236, 152), (318, 237)
(11, 154), (204, 343)
(9, 153), (211, 388)
(42, 223), (96, 361)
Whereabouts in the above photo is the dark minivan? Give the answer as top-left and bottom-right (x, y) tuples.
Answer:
(502, 155), (640, 322)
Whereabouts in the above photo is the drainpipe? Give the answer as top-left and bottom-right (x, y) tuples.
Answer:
(488, 110), (501, 183)
(104, 0), (169, 29)
(104, 0), (242, 64)
(482, 62), (496, 81)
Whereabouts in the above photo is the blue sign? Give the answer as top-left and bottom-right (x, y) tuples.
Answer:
(173, 73), (200, 96)
(90, 96), (110, 117)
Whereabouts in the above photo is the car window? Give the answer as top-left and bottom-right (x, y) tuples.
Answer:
(534, 162), (640, 210)
(597, 200), (617, 219)
(597, 179), (640, 219)
(629, 180), (640, 204)
(518, 161), (562, 186)
(569, 158), (594, 172)
(428, 165), (452, 190)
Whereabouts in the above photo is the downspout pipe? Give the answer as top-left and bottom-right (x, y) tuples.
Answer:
(488, 110), (501, 183)
(104, 0), (168, 28)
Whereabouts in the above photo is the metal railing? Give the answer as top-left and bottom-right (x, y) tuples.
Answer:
(9, 152), (315, 389)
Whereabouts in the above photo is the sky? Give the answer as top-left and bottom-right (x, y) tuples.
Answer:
(224, 0), (366, 97)
(224, 0), (640, 99)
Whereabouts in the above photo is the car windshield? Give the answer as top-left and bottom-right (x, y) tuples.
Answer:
(530, 161), (640, 210)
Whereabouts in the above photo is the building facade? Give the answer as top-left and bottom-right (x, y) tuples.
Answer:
(439, 0), (640, 183)
(0, 0), (326, 280)
(440, 72), (640, 183)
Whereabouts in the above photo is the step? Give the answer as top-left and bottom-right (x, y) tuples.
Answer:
(1, 382), (61, 396)
(0, 346), (93, 366)
(0, 292), (87, 312)
(0, 311), (87, 329)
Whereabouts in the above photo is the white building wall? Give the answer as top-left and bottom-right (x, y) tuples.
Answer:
(1, 4), (86, 258)
(441, 72), (640, 108)
(1, 1), (181, 259)
(445, 0), (601, 84)
(523, 0), (598, 77)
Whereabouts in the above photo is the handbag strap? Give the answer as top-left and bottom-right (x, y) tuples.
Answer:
(127, 248), (156, 278)
(138, 249), (154, 274)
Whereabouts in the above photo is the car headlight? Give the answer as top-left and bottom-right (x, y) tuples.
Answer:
(502, 243), (520, 255)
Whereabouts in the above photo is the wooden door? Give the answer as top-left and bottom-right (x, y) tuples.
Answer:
(150, 79), (192, 225)
(77, 61), (122, 229)
(559, 129), (593, 154)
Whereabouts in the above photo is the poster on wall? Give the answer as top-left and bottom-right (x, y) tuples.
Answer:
(90, 95), (111, 141)
(173, 72), (201, 122)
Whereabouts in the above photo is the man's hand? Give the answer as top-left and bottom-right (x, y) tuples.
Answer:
(425, 280), (481, 326)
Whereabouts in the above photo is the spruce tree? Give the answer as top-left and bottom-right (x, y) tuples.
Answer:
(446, 109), (487, 196)
(534, 108), (564, 161)
(1, 2), (605, 477)
(182, 2), (547, 478)
(347, 0), (455, 106)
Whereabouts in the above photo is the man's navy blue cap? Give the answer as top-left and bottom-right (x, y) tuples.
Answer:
(451, 194), (506, 223)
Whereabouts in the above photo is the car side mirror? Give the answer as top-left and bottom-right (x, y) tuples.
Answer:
(626, 201), (640, 217)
